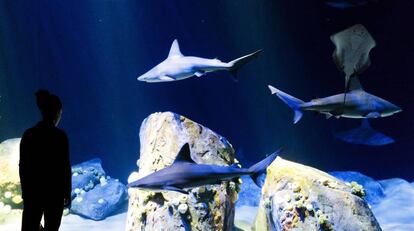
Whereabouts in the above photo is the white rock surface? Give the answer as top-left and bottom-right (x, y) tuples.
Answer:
(254, 157), (381, 231)
(0, 138), (21, 184)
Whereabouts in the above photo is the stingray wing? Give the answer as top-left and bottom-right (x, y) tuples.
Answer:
(331, 24), (376, 78)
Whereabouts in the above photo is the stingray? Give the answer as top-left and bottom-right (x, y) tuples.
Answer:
(335, 119), (395, 146)
(331, 24), (376, 105)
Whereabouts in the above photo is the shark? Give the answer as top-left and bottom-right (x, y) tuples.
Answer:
(137, 39), (262, 83)
(127, 143), (280, 194)
(268, 78), (401, 124)
(335, 119), (395, 146)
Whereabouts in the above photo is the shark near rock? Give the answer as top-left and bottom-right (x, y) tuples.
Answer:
(125, 112), (239, 231)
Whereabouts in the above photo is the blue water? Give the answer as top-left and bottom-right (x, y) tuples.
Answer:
(0, 0), (413, 182)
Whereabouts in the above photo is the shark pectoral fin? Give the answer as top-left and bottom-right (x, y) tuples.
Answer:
(160, 75), (175, 82)
(330, 109), (342, 117)
(163, 186), (188, 194)
(194, 71), (205, 77)
(325, 113), (333, 119)
(365, 112), (381, 119)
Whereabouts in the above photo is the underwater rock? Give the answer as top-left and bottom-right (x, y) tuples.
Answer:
(71, 158), (106, 197)
(70, 179), (128, 221)
(125, 112), (237, 231)
(70, 159), (128, 220)
(330, 171), (385, 205)
(0, 138), (21, 185)
(254, 157), (381, 231)
(0, 139), (23, 211)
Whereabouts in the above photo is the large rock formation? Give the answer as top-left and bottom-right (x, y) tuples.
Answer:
(254, 157), (382, 231)
(0, 138), (20, 185)
(125, 112), (238, 231)
(0, 138), (23, 218)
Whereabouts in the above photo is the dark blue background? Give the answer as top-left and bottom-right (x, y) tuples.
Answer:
(1, 0), (413, 182)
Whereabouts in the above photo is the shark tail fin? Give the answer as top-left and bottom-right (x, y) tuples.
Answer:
(268, 85), (304, 124)
(248, 149), (281, 187)
(227, 49), (262, 81)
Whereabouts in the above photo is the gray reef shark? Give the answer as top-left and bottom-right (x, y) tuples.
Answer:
(331, 24), (376, 98)
(268, 78), (401, 124)
(137, 39), (262, 83)
(335, 119), (395, 146)
(127, 143), (280, 194)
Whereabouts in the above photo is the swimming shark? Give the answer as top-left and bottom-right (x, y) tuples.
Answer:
(268, 78), (401, 124)
(137, 39), (262, 83)
(335, 119), (395, 146)
(127, 143), (280, 194)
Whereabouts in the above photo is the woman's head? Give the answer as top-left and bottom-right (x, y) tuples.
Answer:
(35, 90), (62, 125)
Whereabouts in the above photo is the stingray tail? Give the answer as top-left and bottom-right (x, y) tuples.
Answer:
(268, 85), (305, 124)
(340, 76), (350, 112)
(227, 49), (262, 81)
(248, 149), (281, 187)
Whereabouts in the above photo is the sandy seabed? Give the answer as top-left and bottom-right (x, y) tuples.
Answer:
(0, 212), (127, 231)
(1, 178), (414, 231)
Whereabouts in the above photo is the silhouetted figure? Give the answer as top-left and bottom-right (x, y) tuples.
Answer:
(19, 90), (71, 231)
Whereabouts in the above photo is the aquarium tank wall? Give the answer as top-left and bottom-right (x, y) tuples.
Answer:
(1, 1), (414, 231)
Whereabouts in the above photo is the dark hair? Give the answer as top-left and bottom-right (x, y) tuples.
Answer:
(35, 89), (62, 120)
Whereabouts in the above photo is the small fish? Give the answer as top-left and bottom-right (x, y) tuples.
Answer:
(335, 119), (395, 146)
(128, 143), (280, 194)
(137, 39), (262, 83)
(268, 78), (401, 124)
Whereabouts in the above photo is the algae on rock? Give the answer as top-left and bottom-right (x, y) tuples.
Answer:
(125, 112), (238, 231)
(254, 156), (382, 231)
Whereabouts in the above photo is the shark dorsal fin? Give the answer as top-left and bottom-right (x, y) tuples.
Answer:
(173, 143), (195, 164)
(349, 77), (364, 91)
(168, 39), (183, 58)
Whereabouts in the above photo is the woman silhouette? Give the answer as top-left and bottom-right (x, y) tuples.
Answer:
(19, 90), (71, 231)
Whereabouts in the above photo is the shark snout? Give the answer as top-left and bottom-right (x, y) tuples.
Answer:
(137, 75), (146, 81)
(382, 103), (402, 117)
(394, 106), (402, 114)
(390, 103), (402, 114)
